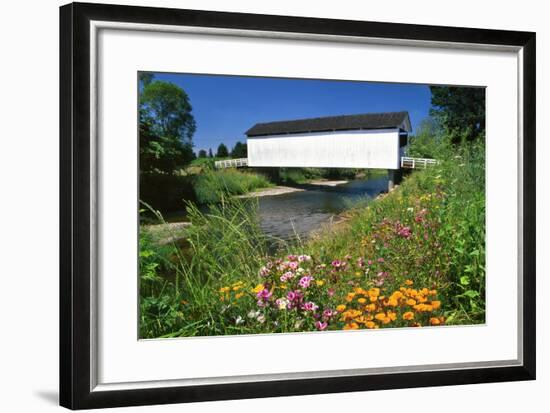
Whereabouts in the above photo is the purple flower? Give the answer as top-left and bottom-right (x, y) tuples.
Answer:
(315, 321), (328, 331)
(298, 275), (313, 288)
(288, 261), (299, 270)
(331, 260), (343, 268)
(298, 254), (311, 262)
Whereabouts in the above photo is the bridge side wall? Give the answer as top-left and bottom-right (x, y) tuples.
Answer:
(247, 129), (400, 169)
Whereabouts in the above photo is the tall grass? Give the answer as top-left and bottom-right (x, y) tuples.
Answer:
(193, 169), (273, 204)
(139, 197), (273, 337)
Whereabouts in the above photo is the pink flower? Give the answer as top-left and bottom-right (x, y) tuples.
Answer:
(259, 266), (270, 277)
(327, 288), (335, 297)
(357, 257), (365, 268)
(298, 254), (311, 262)
(397, 226), (412, 238)
(315, 321), (328, 331)
(286, 290), (304, 309)
(322, 309), (335, 319)
(298, 275), (313, 288)
(287, 254), (298, 261)
(367, 259), (373, 265)
(302, 301), (318, 312)
(377, 257), (385, 263)
(280, 271), (294, 282)
(256, 288), (272, 300)
(288, 261), (299, 270)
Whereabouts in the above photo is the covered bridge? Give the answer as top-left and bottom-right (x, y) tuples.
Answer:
(245, 111), (412, 172)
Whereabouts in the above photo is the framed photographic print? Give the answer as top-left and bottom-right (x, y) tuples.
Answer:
(59, 2), (536, 409)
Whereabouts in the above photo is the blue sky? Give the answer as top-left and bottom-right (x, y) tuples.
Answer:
(152, 72), (432, 154)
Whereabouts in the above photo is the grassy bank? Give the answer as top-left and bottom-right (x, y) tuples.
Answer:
(193, 169), (273, 204)
(140, 142), (485, 337)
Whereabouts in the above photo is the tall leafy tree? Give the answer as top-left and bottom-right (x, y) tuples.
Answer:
(231, 141), (247, 158)
(198, 149), (207, 158)
(139, 80), (197, 173)
(208, 148), (214, 158)
(430, 86), (485, 144)
(140, 81), (196, 143)
(216, 143), (229, 158)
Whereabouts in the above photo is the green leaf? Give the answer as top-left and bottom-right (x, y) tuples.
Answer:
(463, 290), (479, 298)
(460, 276), (470, 286)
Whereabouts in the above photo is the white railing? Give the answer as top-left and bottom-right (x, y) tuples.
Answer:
(214, 158), (249, 169)
(401, 156), (439, 169)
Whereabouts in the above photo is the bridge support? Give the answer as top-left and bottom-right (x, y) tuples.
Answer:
(388, 169), (395, 191)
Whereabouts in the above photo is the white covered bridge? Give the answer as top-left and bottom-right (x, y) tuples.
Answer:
(215, 111), (436, 190)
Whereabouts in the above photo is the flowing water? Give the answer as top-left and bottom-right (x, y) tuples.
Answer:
(257, 177), (388, 242)
(164, 176), (388, 243)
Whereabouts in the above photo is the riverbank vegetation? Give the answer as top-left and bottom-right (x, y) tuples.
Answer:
(193, 169), (273, 204)
(139, 139), (485, 337)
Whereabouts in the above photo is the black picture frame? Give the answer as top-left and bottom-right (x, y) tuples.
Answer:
(60, 2), (536, 410)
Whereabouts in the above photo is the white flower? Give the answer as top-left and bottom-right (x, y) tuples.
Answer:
(407, 207), (414, 213)
(235, 316), (244, 325)
(248, 310), (260, 319)
(276, 298), (289, 310)
(256, 314), (266, 324)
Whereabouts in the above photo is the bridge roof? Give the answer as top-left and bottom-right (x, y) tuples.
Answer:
(246, 111), (411, 137)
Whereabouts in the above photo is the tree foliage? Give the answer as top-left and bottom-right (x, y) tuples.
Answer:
(429, 86), (485, 144)
(139, 80), (197, 173)
(407, 118), (446, 159)
(216, 143), (229, 158)
(198, 149), (207, 158)
(230, 141), (247, 158)
(140, 81), (197, 143)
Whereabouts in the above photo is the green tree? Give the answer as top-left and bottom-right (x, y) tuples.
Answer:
(198, 149), (207, 158)
(139, 72), (155, 88)
(430, 86), (485, 144)
(408, 118), (445, 158)
(208, 148), (213, 158)
(139, 115), (194, 174)
(140, 80), (196, 144)
(139, 80), (197, 173)
(216, 143), (229, 158)
(231, 141), (247, 158)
